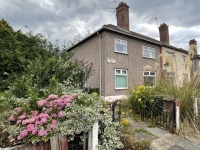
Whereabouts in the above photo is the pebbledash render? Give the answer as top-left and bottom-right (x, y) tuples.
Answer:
(67, 2), (199, 101)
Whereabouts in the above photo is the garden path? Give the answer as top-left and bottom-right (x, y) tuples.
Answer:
(128, 118), (200, 150)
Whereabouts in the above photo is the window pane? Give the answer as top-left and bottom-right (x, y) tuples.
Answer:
(144, 77), (154, 86)
(143, 46), (155, 59)
(143, 50), (149, 57)
(116, 43), (126, 53)
(122, 70), (127, 74)
(143, 71), (149, 76)
(115, 75), (127, 88)
(116, 70), (120, 74)
(150, 72), (155, 76)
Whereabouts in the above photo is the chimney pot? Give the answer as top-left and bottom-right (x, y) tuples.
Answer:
(189, 39), (197, 46)
(116, 2), (129, 30)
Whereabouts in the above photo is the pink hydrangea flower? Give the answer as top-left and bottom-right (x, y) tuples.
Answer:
(17, 135), (23, 141)
(58, 111), (64, 118)
(27, 117), (35, 124)
(31, 111), (38, 116)
(38, 130), (47, 136)
(19, 129), (28, 139)
(51, 113), (57, 118)
(45, 102), (52, 108)
(40, 118), (47, 124)
(65, 103), (71, 107)
(22, 120), (27, 125)
(38, 113), (49, 119)
(57, 106), (62, 110)
(47, 94), (58, 100)
(16, 120), (22, 125)
(8, 115), (16, 122)
(51, 119), (57, 125)
(19, 114), (26, 120)
(37, 99), (47, 107)
(27, 124), (35, 132)
(50, 124), (56, 129)
(32, 129), (37, 135)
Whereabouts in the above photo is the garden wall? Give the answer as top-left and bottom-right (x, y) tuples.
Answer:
(0, 134), (68, 150)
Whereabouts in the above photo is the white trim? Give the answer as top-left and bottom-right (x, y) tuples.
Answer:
(115, 69), (128, 89)
(142, 45), (155, 59)
(114, 38), (128, 54)
(143, 71), (156, 86)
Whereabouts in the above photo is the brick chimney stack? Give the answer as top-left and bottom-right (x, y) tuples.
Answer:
(159, 23), (169, 44)
(116, 2), (129, 30)
(189, 39), (197, 54)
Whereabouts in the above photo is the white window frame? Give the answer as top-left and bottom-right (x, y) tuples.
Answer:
(182, 55), (186, 64)
(115, 69), (128, 89)
(114, 38), (127, 54)
(142, 45), (155, 59)
(143, 71), (156, 86)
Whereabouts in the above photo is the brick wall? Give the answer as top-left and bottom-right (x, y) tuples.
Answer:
(1, 135), (68, 150)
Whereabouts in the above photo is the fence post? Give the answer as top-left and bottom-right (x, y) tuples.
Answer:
(175, 99), (180, 132)
(58, 134), (68, 150)
(88, 121), (99, 150)
(194, 97), (198, 118)
(50, 134), (59, 150)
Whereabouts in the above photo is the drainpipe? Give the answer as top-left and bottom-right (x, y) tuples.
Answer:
(97, 31), (102, 96)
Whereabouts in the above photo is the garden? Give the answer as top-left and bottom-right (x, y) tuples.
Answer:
(0, 19), (123, 149)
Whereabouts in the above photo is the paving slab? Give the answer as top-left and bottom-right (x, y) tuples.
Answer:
(176, 139), (200, 150)
(168, 145), (185, 150)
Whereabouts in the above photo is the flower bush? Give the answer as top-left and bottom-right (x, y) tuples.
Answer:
(5, 94), (74, 143)
(129, 85), (151, 113)
(2, 92), (123, 149)
(128, 85), (163, 118)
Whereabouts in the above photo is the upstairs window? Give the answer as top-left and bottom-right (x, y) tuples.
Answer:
(115, 38), (127, 54)
(142, 46), (155, 59)
(115, 69), (128, 89)
(143, 71), (156, 86)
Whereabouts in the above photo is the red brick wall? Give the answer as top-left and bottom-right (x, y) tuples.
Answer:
(116, 2), (129, 31)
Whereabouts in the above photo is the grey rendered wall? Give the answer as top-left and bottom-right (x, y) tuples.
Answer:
(70, 35), (101, 91)
(102, 31), (161, 96)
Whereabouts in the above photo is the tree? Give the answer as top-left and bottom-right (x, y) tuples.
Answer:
(0, 19), (57, 90)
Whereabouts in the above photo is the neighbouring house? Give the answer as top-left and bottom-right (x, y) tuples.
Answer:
(158, 23), (190, 85)
(67, 2), (199, 100)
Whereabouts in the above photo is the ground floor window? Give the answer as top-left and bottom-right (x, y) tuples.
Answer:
(115, 69), (128, 89)
(143, 71), (156, 86)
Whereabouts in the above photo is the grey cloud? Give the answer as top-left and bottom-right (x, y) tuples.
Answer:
(0, 0), (200, 50)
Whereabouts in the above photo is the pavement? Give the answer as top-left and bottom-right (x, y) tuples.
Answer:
(128, 118), (200, 150)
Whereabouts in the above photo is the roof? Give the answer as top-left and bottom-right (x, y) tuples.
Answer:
(67, 24), (189, 55)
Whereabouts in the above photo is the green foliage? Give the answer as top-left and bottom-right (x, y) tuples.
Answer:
(0, 19), (53, 91)
(128, 85), (158, 114)
(9, 52), (92, 100)
(120, 135), (150, 150)
(156, 78), (199, 119)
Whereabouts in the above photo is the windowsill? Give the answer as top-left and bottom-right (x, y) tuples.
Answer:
(115, 51), (128, 55)
(142, 56), (155, 60)
(115, 87), (128, 90)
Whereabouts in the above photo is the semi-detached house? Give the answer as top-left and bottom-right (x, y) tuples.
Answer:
(67, 2), (198, 101)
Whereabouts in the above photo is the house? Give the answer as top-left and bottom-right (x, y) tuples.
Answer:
(67, 2), (199, 100)
(158, 23), (190, 85)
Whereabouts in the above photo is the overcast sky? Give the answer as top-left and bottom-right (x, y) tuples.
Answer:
(1, 0), (200, 51)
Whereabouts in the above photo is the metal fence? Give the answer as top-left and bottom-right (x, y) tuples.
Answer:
(141, 98), (176, 133)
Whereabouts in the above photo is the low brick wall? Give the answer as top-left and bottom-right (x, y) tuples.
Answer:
(0, 134), (68, 150)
